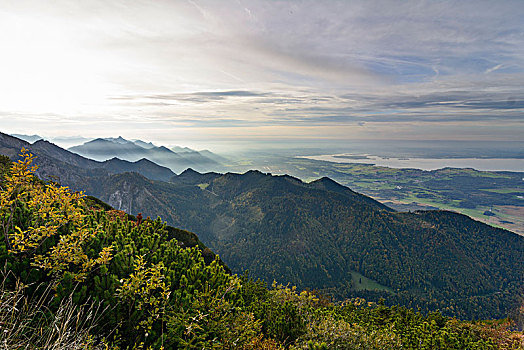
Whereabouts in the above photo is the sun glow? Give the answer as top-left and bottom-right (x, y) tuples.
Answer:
(0, 14), (112, 115)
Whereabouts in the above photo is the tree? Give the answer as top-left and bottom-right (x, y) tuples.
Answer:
(0, 148), (112, 282)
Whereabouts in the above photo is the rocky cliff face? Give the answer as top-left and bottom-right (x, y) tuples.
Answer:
(106, 180), (156, 213)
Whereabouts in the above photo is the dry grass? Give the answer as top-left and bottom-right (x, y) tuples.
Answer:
(0, 271), (108, 350)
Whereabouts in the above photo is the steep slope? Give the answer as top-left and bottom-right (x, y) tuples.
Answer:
(31, 139), (104, 169)
(0, 132), (31, 157)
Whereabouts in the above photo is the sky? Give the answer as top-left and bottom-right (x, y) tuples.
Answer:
(0, 0), (523, 151)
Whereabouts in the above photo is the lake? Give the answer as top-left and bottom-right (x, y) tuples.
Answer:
(298, 154), (524, 172)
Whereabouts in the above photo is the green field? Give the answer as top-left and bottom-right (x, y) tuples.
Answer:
(480, 188), (523, 194)
(350, 271), (393, 292)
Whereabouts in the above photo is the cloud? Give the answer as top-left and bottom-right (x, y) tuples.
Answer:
(0, 0), (523, 143)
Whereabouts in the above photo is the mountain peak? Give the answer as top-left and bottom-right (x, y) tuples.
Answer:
(87, 138), (110, 144)
(171, 145), (195, 153)
(316, 176), (339, 185)
(180, 168), (202, 176)
(133, 140), (156, 149)
(103, 136), (131, 145)
(32, 139), (51, 145)
(277, 174), (303, 184)
(244, 169), (265, 176)
(306, 176), (393, 211)
(136, 158), (155, 164)
(310, 176), (354, 189)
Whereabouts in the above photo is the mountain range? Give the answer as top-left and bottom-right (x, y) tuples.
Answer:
(69, 136), (225, 173)
(0, 132), (175, 182)
(1, 132), (522, 320)
(11, 133), (92, 147)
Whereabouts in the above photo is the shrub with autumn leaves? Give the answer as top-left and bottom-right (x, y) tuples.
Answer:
(0, 150), (262, 349)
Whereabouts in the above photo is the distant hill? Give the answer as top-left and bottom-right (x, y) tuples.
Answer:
(1, 133), (522, 320)
(171, 145), (194, 153)
(199, 149), (230, 163)
(69, 138), (149, 162)
(104, 136), (130, 145)
(11, 133), (43, 143)
(9, 133), (91, 147)
(69, 136), (223, 173)
(133, 139), (156, 149)
(169, 146), (229, 163)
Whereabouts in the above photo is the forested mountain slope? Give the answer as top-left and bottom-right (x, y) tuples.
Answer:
(2, 153), (521, 349)
(173, 170), (524, 319)
(81, 168), (524, 319)
(1, 135), (522, 320)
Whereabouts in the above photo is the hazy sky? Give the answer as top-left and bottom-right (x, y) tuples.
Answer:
(0, 0), (523, 150)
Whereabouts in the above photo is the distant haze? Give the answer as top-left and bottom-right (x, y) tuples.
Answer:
(1, 1), (523, 150)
